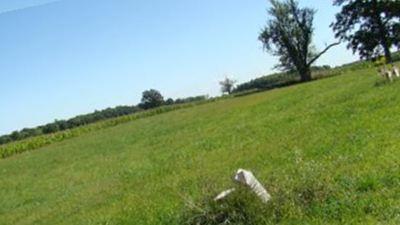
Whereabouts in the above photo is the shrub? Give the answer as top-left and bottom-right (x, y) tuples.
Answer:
(179, 186), (269, 225)
(232, 72), (300, 94)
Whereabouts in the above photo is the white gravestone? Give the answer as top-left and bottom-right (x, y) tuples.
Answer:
(214, 169), (271, 204)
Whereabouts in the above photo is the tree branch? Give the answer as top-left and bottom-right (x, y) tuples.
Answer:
(307, 42), (340, 66)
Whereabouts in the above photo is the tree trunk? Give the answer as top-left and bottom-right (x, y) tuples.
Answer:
(300, 67), (312, 82)
(383, 45), (392, 63)
(372, 0), (392, 63)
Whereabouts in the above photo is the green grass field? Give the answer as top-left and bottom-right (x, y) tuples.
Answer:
(1, 67), (400, 224)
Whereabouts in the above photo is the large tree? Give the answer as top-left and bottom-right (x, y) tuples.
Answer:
(219, 77), (236, 94)
(140, 89), (164, 109)
(332, 0), (400, 62)
(259, 0), (339, 82)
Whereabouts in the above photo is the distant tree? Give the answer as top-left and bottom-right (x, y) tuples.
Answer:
(259, 0), (339, 82)
(140, 89), (164, 109)
(331, 0), (400, 62)
(174, 95), (208, 104)
(42, 122), (60, 134)
(10, 131), (21, 141)
(19, 128), (36, 139)
(0, 135), (12, 145)
(165, 98), (174, 105)
(219, 77), (236, 94)
(322, 65), (331, 70)
(55, 120), (70, 131)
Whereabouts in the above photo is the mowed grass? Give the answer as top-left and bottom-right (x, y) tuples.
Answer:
(1, 67), (400, 224)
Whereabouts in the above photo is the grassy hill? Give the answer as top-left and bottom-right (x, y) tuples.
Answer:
(1, 66), (400, 224)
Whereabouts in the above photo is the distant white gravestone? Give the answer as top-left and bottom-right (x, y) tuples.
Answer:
(379, 66), (394, 81)
(387, 69), (394, 81)
(393, 66), (400, 78)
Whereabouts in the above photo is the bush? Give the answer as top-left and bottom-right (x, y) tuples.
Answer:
(174, 95), (209, 104)
(179, 186), (269, 225)
(231, 60), (378, 95)
(232, 72), (300, 94)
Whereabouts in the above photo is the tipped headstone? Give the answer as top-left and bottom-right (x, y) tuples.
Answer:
(234, 169), (271, 203)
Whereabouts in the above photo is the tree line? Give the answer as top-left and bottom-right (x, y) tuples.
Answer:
(0, 91), (208, 145)
(231, 66), (333, 94)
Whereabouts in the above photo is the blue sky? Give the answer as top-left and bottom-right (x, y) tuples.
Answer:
(0, 0), (358, 135)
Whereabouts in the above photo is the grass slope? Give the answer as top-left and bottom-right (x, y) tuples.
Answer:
(1, 67), (400, 224)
